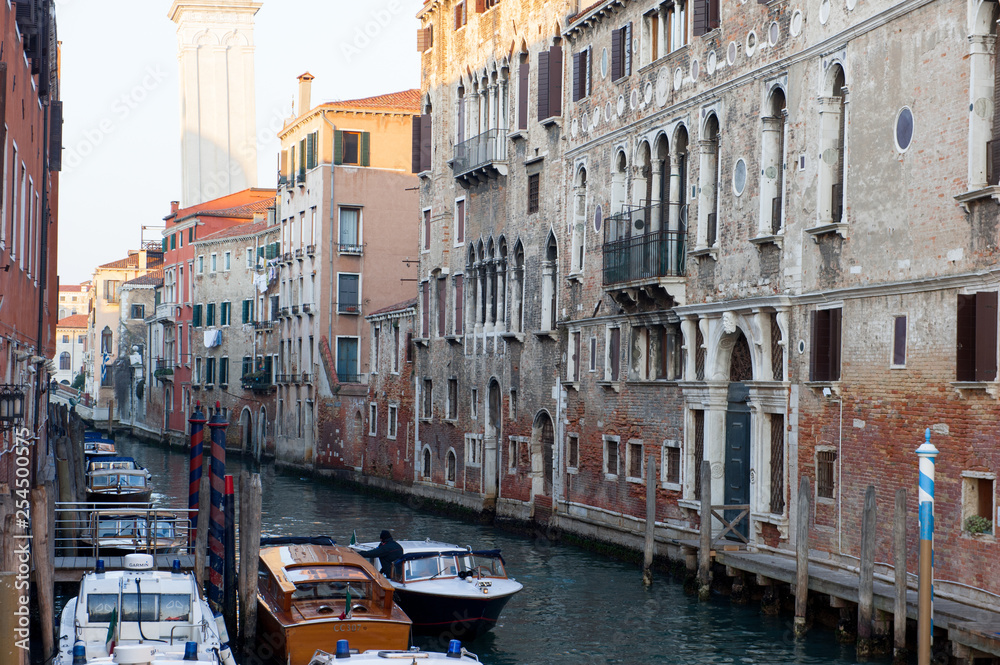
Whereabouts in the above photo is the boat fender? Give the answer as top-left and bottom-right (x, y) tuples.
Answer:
(219, 644), (238, 665)
(214, 612), (231, 644)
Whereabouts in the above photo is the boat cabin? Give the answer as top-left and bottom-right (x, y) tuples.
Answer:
(392, 550), (507, 584)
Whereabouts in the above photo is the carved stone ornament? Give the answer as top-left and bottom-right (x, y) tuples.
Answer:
(722, 311), (738, 335)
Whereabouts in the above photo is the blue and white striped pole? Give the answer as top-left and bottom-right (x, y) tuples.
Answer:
(916, 427), (938, 665)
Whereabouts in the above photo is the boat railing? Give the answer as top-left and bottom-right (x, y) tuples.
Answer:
(54, 502), (199, 558)
(168, 620), (209, 645)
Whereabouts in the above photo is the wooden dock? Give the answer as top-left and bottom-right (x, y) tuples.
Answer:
(53, 555), (205, 583)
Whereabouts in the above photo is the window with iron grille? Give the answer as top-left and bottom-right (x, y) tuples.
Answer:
(527, 174), (540, 214)
(817, 450), (837, 499)
(627, 440), (643, 481)
(770, 312), (784, 381)
(604, 436), (619, 477)
(769, 414), (785, 514)
(693, 410), (705, 500)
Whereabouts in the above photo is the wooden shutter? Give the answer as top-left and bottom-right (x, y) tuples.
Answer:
(549, 44), (562, 118)
(306, 132), (316, 168)
(420, 113), (432, 171)
(193, 304), (202, 328)
(537, 49), (550, 121)
(976, 291), (998, 381)
(437, 278), (447, 335)
(992, 47), (1000, 183)
(708, 0), (721, 30)
(456, 200), (465, 243)
(334, 130), (343, 165)
(693, 0), (709, 36)
(412, 115), (422, 173)
(957, 294), (977, 381)
(417, 27), (428, 52)
(455, 274), (464, 335)
(476, 0), (485, 11)
(828, 307), (842, 381)
(518, 61), (529, 130)
(424, 209), (431, 250)
(421, 283), (430, 337)
(242, 300), (250, 323)
(361, 132), (371, 167)
(611, 27), (623, 80)
(455, 2), (463, 29)
(810, 310), (827, 381)
(573, 52), (582, 102)
(49, 99), (62, 171)
(624, 24), (632, 77)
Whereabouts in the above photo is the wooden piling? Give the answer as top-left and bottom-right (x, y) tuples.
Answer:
(107, 398), (114, 437)
(31, 486), (55, 662)
(697, 460), (711, 601)
(194, 448), (211, 590)
(238, 471), (262, 656)
(642, 454), (656, 586)
(794, 476), (810, 637)
(893, 488), (908, 663)
(858, 485), (877, 658)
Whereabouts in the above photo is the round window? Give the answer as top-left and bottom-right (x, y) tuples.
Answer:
(895, 107), (914, 152)
(727, 41), (738, 65)
(768, 22), (779, 46)
(819, 0), (831, 25)
(594, 205), (603, 232)
(733, 159), (748, 196)
(746, 31), (757, 57)
(691, 59), (700, 80)
(601, 48), (609, 79)
(790, 11), (804, 37)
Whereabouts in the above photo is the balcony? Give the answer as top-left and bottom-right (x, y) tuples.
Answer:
(280, 307), (291, 318)
(338, 302), (361, 315)
(282, 252), (293, 263)
(153, 359), (174, 381)
(241, 372), (274, 393)
(337, 372), (362, 384)
(294, 248), (303, 260)
(292, 305), (300, 316)
(301, 372), (312, 384)
(338, 243), (363, 256)
(275, 374), (294, 384)
(253, 320), (275, 331)
(302, 303), (314, 315)
(603, 203), (688, 306)
(306, 244), (316, 257)
(453, 128), (507, 186)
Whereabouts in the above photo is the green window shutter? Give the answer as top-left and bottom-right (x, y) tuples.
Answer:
(361, 132), (371, 167)
(249, 300), (254, 321)
(193, 304), (202, 328)
(334, 130), (343, 165)
(242, 300), (250, 324)
(307, 132), (317, 169)
(207, 303), (216, 326)
(170, 234), (176, 250)
(189, 227), (194, 242)
(161, 237), (167, 251)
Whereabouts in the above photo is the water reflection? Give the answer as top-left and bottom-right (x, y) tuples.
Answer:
(114, 436), (874, 665)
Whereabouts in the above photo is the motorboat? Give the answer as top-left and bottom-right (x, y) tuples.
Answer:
(83, 435), (116, 459)
(86, 456), (142, 474)
(307, 640), (480, 663)
(256, 536), (412, 665)
(86, 464), (152, 504)
(55, 553), (236, 665)
(353, 539), (522, 640)
(79, 510), (190, 557)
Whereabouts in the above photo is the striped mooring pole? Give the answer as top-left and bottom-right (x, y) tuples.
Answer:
(223, 474), (237, 641)
(916, 427), (939, 665)
(207, 402), (228, 616)
(188, 402), (207, 550)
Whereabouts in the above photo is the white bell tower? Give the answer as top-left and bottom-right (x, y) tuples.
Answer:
(169, 0), (262, 206)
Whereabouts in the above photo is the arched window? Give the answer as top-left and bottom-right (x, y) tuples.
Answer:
(100, 327), (113, 354)
(818, 65), (847, 225)
(759, 87), (787, 236)
(541, 235), (558, 332)
(512, 242), (525, 333)
(698, 114), (720, 249)
(571, 167), (588, 274)
(59, 352), (71, 370)
(422, 447), (432, 479)
(967, 2), (999, 189)
(446, 450), (457, 483)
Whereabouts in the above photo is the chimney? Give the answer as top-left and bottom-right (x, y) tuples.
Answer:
(138, 250), (147, 272)
(170, 201), (179, 215)
(298, 72), (315, 116)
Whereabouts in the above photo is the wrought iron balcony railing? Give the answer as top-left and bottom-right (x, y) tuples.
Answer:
(336, 372), (362, 384)
(453, 128), (507, 177)
(602, 203), (687, 287)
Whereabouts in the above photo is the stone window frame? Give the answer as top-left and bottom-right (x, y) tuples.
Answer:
(470, 387), (478, 421)
(603, 434), (620, 480)
(387, 403), (398, 440)
(961, 471), (996, 537)
(815, 445), (837, 505)
(446, 448), (458, 486)
(661, 439), (682, 491)
(566, 432), (580, 474)
(465, 433), (483, 468)
(368, 402), (377, 437)
(210, 252), (218, 273)
(421, 445), (433, 480)
(625, 439), (645, 484)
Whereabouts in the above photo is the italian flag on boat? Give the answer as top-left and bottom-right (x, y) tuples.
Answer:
(105, 605), (117, 655)
(339, 586), (352, 621)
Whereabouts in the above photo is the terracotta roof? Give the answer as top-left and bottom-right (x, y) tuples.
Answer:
(368, 297), (418, 318)
(569, 0), (612, 24)
(197, 220), (275, 244)
(59, 284), (86, 293)
(98, 252), (165, 271)
(167, 188), (277, 224)
(322, 89), (420, 114)
(123, 271), (164, 287)
(57, 314), (88, 329)
(198, 197), (276, 219)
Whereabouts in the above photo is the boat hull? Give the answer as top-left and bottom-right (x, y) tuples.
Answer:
(257, 603), (411, 665)
(393, 586), (515, 639)
(85, 490), (152, 504)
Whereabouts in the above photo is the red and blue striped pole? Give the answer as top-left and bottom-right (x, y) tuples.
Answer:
(207, 402), (228, 615)
(916, 428), (939, 665)
(224, 474), (237, 641)
(188, 402), (207, 551)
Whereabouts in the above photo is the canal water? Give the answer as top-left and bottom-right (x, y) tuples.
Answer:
(105, 435), (877, 665)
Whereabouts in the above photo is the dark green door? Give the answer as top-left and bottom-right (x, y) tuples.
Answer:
(725, 382), (751, 540)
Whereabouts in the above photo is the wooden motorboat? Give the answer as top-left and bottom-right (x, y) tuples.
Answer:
(85, 466), (152, 504)
(83, 435), (116, 459)
(353, 540), (522, 640)
(307, 640), (481, 663)
(86, 456), (141, 474)
(79, 510), (189, 557)
(256, 536), (412, 665)
(55, 554), (235, 664)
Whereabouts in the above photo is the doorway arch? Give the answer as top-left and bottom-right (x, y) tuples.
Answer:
(240, 408), (253, 454)
(531, 411), (555, 498)
(484, 379), (502, 498)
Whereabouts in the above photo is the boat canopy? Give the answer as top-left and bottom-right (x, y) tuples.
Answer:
(394, 549), (504, 564)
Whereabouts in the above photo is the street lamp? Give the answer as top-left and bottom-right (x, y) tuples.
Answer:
(0, 384), (26, 431)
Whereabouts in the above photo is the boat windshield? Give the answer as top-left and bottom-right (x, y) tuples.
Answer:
(286, 565), (373, 601)
(459, 554), (506, 578)
(95, 518), (176, 539)
(403, 556), (459, 581)
(90, 461), (135, 471)
(291, 580), (371, 601)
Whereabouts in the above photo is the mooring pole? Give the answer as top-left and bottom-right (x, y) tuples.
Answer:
(858, 485), (877, 658)
(642, 453), (656, 586)
(795, 476), (811, 638)
(207, 402), (228, 616)
(223, 474), (237, 641)
(238, 471), (262, 657)
(893, 488), (908, 663)
(697, 460), (712, 601)
(916, 429), (938, 665)
(188, 402), (207, 550)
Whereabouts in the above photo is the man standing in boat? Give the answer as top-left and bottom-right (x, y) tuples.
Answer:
(356, 530), (404, 576)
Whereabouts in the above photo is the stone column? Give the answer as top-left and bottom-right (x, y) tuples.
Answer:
(697, 139), (718, 248)
(969, 34), (996, 190)
(817, 95), (843, 225)
(681, 317), (698, 381)
(650, 159), (664, 232)
(758, 116), (783, 236)
(668, 153), (684, 232)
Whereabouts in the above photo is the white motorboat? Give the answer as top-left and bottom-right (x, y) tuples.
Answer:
(353, 539), (522, 640)
(308, 640), (481, 663)
(55, 554), (235, 665)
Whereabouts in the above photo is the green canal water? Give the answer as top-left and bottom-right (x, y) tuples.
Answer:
(59, 435), (888, 665)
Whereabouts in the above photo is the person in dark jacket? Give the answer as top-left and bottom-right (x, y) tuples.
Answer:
(357, 530), (404, 576)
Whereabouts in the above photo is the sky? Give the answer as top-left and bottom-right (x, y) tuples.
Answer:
(54, 0), (424, 285)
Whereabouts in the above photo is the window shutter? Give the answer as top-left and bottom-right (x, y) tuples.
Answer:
(306, 132), (317, 168)
(420, 113), (432, 172)
(810, 310), (825, 381)
(976, 291), (998, 381)
(334, 130), (343, 165)
(49, 99), (63, 171)
(992, 48), (1000, 182)
(626, 24), (633, 76)
(421, 283), (430, 337)
(708, 0), (721, 30)
(611, 27), (623, 80)
(161, 237), (167, 252)
(476, 0), (485, 11)
(455, 2), (463, 28)
(537, 49), (550, 121)
(242, 300), (249, 323)
(437, 278), (447, 335)
(573, 52), (582, 102)
(424, 209), (431, 250)
(193, 304), (202, 328)
(360, 132), (371, 167)
(417, 27), (428, 52)
(518, 61), (529, 130)
(412, 115), (423, 173)
(610, 328), (621, 380)
(957, 294), (977, 381)
(455, 274), (464, 335)
(549, 44), (563, 119)
(829, 307), (842, 381)
(693, 0), (709, 36)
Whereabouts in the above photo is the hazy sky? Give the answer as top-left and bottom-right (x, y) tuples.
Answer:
(55, 0), (423, 285)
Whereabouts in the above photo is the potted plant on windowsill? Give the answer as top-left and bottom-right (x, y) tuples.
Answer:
(964, 515), (993, 537)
